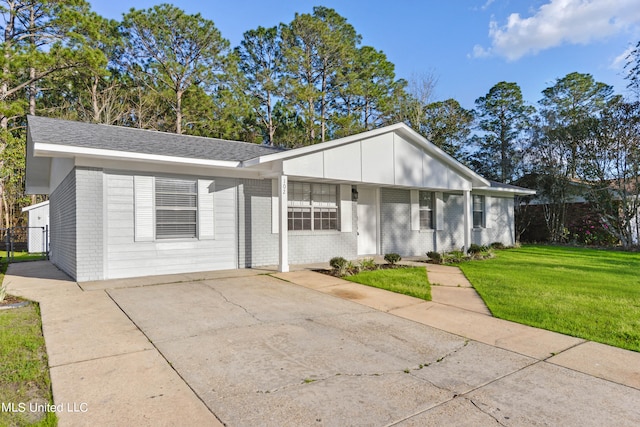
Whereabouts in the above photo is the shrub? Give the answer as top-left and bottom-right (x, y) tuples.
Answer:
(384, 253), (401, 266)
(443, 250), (466, 263)
(490, 242), (506, 250)
(346, 260), (360, 275)
(329, 257), (348, 275)
(467, 244), (487, 255)
(426, 251), (441, 264)
(359, 257), (378, 271)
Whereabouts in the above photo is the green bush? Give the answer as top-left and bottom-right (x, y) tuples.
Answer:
(443, 250), (466, 263)
(467, 244), (487, 254)
(346, 260), (360, 274)
(359, 257), (378, 271)
(426, 251), (441, 264)
(490, 241), (506, 250)
(329, 257), (348, 275)
(384, 253), (401, 266)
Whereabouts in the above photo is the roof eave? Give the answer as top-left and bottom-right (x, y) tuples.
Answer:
(34, 143), (241, 169)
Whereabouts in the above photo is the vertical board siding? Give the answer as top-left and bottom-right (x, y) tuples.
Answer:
(49, 169), (77, 279)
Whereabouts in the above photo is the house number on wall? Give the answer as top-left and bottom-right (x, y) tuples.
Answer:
(282, 180), (287, 196)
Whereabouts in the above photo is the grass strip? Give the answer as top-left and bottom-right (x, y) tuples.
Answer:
(344, 267), (431, 301)
(0, 261), (57, 426)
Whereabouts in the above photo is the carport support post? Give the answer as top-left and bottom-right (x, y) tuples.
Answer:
(463, 190), (471, 253)
(278, 175), (289, 272)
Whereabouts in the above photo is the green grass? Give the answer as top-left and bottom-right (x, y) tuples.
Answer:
(458, 245), (640, 352)
(0, 264), (57, 426)
(0, 251), (47, 263)
(344, 267), (431, 301)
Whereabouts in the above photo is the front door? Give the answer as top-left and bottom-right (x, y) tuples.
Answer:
(357, 187), (378, 255)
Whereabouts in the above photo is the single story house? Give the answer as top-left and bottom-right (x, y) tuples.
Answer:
(21, 200), (50, 253)
(25, 115), (534, 282)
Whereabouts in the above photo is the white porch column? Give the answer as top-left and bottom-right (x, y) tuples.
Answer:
(463, 190), (471, 252)
(278, 175), (289, 272)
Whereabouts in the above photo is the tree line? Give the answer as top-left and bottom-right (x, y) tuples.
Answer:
(1, 1), (639, 247)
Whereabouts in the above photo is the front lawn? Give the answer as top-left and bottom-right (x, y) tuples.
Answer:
(344, 267), (431, 301)
(459, 245), (640, 352)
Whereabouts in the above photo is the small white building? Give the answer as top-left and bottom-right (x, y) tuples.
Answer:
(21, 200), (49, 253)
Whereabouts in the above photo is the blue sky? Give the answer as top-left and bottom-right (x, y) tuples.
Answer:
(89, 0), (640, 110)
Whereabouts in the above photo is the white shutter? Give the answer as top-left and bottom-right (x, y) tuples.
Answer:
(340, 184), (352, 232)
(435, 192), (445, 231)
(410, 190), (420, 231)
(198, 179), (215, 239)
(134, 176), (154, 242)
(272, 179), (279, 233)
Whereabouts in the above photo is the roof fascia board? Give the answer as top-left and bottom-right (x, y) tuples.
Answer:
(474, 186), (537, 196)
(34, 143), (240, 168)
(21, 200), (50, 212)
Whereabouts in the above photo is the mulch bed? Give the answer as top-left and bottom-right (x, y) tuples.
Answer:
(0, 294), (26, 307)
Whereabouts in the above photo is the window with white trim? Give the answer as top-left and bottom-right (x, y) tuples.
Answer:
(155, 177), (198, 238)
(287, 182), (338, 231)
(473, 195), (485, 228)
(419, 191), (434, 230)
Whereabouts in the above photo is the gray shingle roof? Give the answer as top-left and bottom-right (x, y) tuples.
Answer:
(27, 115), (283, 162)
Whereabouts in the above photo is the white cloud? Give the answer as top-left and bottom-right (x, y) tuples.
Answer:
(610, 45), (634, 69)
(474, 0), (640, 61)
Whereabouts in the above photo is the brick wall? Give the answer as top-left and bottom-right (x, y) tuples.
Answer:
(238, 178), (357, 267)
(437, 194), (465, 252)
(379, 188), (436, 256)
(471, 196), (515, 247)
(237, 179), (279, 267)
(75, 168), (104, 281)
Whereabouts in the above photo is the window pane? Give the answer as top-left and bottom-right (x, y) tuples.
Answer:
(155, 177), (198, 239)
(420, 210), (433, 229)
(473, 212), (484, 228)
(419, 191), (433, 208)
(288, 207), (311, 230)
(473, 195), (484, 212)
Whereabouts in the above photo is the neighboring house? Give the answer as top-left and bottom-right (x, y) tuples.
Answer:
(21, 200), (50, 253)
(25, 115), (535, 281)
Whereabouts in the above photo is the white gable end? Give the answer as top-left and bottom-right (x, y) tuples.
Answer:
(280, 130), (472, 191)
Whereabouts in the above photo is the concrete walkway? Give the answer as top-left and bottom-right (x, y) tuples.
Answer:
(4, 260), (640, 426)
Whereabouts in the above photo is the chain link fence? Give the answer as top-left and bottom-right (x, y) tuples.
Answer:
(0, 226), (49, 263)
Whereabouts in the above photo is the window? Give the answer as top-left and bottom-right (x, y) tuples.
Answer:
(155, 177), (197, 239)
(473, 195), (485, 228)
(287, 182), (338, 231)
(419, 191), (434, 230)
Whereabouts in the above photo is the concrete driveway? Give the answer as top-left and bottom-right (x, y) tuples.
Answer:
(6, 261), (640, 426)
